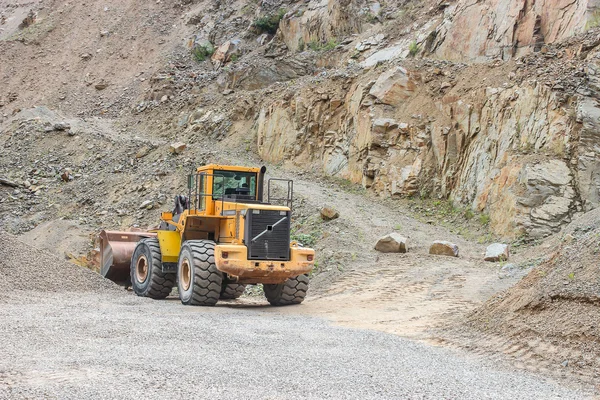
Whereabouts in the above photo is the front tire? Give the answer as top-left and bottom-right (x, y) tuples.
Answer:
(264, 275), (309, 306)
(130, 238), (175, 299)
(177, 240), (222, 306)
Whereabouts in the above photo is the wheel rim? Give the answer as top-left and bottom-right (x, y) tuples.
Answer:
(136, 255), (149, 283)
(181, 258), (191, 291)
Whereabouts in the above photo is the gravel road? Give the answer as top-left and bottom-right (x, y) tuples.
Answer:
(0, 290), (589, 400)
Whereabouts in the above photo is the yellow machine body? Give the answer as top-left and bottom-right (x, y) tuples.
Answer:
(100, 164), (315, 286)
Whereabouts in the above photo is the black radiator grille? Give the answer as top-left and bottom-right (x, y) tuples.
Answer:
(245, 210), (290, 261)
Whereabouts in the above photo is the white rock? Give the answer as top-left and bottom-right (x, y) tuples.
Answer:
(139, 200), (154, 210)
(484, 243), (509, 262)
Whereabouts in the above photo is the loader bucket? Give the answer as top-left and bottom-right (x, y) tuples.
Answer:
(98, 230), (156, 285)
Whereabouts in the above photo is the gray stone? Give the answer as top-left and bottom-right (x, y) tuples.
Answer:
(429, 241), (459, 257)
(375, 233), (407, 253)
(139, 200), (154, 210)
(484, 243), (509, 262)
(53, 122), (71, 131)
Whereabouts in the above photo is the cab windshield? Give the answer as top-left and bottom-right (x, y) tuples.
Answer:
(212, 170), (257, 200)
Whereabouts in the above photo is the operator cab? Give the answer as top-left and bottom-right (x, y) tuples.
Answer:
(212, 169), (258, 203)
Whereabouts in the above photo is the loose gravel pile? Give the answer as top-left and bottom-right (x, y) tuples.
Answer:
(0, 231), (119, 294)
(467, 208), (600, 383)
(0, 291), (590, 399)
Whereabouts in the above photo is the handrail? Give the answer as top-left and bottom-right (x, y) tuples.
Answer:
(188, 172), (226, 214)
(267, 178), (294, 210)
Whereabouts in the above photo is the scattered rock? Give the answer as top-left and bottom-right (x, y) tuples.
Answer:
(211, 39), (241, 69)
(0, 177), (19, 188)
(484, 243), (509, 262)
(95, 81), (108, 90)
(169, 142), (187, 155)
(80, 53), (92, 61)
(499, 263), (517, 278)
(139, 200), (154, 210)
(60, 168), (73, 182)
(53, 122), (71, 131)
(374, 233), (407, 253)
(429, 241), (459, 257)
(320, 205), (339, 220)
(136, 146), (151, 158)
(18, 10), (36, 30)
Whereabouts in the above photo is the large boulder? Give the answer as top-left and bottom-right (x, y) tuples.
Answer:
(320, 205), (339, 221)
(374, 233), (407, 253)
(484, 243), (509, 262)
(429, 241), (459, 257)
(369, 66), (420, 105)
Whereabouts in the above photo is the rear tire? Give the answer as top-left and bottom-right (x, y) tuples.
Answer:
(177, 240), (222, 306)
(220, 283), (246, 299)
(130, 238), (175, 299)
(264, 274), (309, 306)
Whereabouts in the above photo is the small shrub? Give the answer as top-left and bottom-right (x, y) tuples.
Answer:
(253, 8), (286, 34)
(323, 38), (338, 51)
(291, 232), (318, 247)
(307, 38), (338, 51)
(585, 11), (600, 31)
(365, 12), (378, 23)
(464, 209), (474, 220)
(479, 213), (490, 226)
(192, 43), (214, 62)
(408, 40), (419, 57)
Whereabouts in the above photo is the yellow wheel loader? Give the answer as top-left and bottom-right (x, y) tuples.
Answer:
(99, 164), (315, 306)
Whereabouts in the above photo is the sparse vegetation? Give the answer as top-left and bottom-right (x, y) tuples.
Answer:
(307, 38), (339, 51)
(409, 41), (419, 57)
(191, 43), (214, 62)
(479, 213), (490, 226)
(365, 12), (378, 24)
(464, 209), (475, 220)
(291, 231), (319, 247)
(253, 8), (286, 34)
(585, 10), (600, 31)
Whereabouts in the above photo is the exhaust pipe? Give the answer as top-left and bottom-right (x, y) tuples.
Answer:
(257, 165), (267, 202)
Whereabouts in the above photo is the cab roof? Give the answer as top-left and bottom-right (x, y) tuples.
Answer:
(196, 164), (261, 174)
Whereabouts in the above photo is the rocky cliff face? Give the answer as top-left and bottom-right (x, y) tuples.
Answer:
(430, 0), (600, 62)
(250, 0), (600, 239)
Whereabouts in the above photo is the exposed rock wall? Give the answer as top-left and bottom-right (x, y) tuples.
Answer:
(255, 60), (600, 238)
(279, 0), (364, 52)
(430, 0), (600, 62)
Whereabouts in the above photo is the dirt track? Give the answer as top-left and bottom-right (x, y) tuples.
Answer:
(0, 289), (591, 399)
